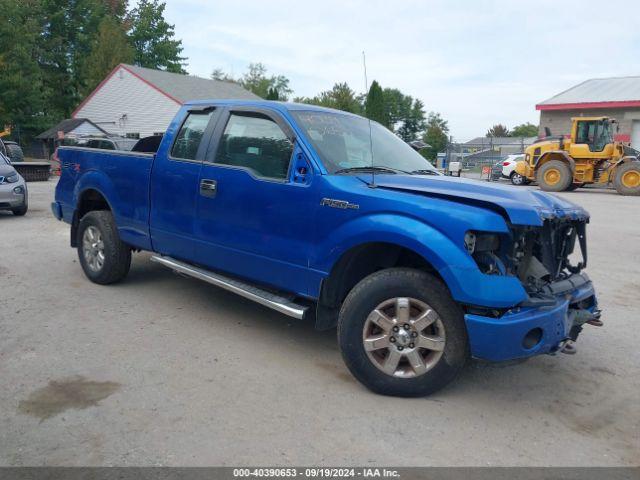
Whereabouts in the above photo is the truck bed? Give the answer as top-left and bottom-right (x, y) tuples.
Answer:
(56, 147), (154, 250)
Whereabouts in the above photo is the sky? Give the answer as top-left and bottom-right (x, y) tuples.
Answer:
(163, 0), (640, 141)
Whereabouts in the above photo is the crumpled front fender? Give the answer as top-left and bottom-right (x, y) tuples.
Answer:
(313, 213), (527, 308)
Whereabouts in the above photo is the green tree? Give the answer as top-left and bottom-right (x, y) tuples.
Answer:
(421, 112), (449, 161)
(39, 0), (108, 118)
(0, 0), (50, 141)
(103, 0), (128, 20)
(396, 98), (426, 142)
(83, 15), (134, 94)
(239, 63), (292, 100)
(128, 0), (186, 73)
(297, 82), (361, 113)
(210, 68), (237, 82)
(381, 88), (411, 130)
(486, 124), (510, 137)
(365, 80), (386, 125)
(511, 122), (539, 137)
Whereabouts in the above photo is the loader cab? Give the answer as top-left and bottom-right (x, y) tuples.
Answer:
(570, 117), (615, 158)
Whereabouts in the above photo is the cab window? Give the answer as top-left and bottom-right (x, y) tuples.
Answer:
(214, 112), (293, 180)
(171, 110), (215, 160)
(575, 120), (611, 152)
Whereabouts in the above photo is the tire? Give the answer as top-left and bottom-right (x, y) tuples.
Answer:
(5, 143), (24, 163)
(337, 268), (469, 397)
(613, 161), (640, 196)
(537, 160), (572, 192)
(77, 210), (131, 284)
(12, 199), (28, 216)
(510, 171), (526, 186)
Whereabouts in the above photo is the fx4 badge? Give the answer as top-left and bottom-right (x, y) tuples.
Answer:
(320, 198), (359, 210)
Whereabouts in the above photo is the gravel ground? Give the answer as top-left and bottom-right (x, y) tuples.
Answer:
(0, 179), (638, 466)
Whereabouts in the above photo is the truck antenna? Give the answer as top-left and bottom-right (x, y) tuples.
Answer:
(363, 51), (376, 188)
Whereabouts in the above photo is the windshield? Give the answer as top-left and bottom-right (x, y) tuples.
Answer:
(292, 111), (438, 174)
(0, 152), (10, 165)
(576, 120), (613, 152)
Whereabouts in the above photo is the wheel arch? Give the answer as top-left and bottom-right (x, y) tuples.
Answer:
(536, 151), (575, 171)
(71, 186), (113, 247)
(315, 241), (448, 330)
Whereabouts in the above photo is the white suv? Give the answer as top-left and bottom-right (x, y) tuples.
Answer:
(501, 155), (529, 185)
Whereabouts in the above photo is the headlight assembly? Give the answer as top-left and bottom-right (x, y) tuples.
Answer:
(5, 173), (19, 183)
(465, 231), (505, 275)
(464, 231), (500, 254)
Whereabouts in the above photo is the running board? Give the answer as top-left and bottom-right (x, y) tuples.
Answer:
(150, 255), (308, 319)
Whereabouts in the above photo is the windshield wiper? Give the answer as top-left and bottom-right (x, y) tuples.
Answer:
(410, 169), (440, 175)
(335, 166), (408, 175)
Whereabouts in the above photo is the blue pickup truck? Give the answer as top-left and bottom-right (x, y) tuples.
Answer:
(53, 100), (601, 396)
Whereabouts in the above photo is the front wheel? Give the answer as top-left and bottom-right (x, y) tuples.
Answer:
(12, 198), (28, 216)
(337, 268), (469, 397)
(613, 161), (640, 196)
(537, 160), (573, 192)
(77, 210), (131, 284)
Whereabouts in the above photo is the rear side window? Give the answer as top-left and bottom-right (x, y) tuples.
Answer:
(215, 113), (293, 180)
(171, 110), (215, 160)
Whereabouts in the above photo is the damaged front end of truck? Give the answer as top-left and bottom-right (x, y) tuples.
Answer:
(464, 212), (602, 361)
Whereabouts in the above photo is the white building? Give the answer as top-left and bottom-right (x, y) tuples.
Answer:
(72, 64), (259, 138)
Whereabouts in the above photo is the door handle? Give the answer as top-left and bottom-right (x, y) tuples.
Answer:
(200, 179), (217, 197)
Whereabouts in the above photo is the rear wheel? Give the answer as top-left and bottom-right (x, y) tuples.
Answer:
(510, 171), (526, 186)
(614, 161), (640, 196)
(77, 210), (131, 284)
(537, 160), (572, 192)
(337, 268), (469, 397)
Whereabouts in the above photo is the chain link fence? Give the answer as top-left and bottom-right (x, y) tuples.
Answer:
(438, 137), (534, 181)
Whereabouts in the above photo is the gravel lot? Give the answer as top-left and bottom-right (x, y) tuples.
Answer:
(0, 179), (638, 466)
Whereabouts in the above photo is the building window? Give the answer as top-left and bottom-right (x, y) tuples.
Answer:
(125, 133), (140, 139)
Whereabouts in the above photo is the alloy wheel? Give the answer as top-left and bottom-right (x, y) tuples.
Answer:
(82, 226), (105, 272)
(362, 297), (446, 378)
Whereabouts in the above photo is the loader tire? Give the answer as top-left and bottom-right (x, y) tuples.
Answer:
(614, 161), (640, 196)
(537, 160), (572, 192)
(5, 143), (24, 163)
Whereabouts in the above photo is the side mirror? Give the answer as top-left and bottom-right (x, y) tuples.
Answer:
(292, 151), (311, 184)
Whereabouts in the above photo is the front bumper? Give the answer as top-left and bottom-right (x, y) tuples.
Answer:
(464, 273), (599, 362)
(0, 184), (26, 210)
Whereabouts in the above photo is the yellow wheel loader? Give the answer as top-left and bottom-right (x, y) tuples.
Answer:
(515, 117), (640, 195)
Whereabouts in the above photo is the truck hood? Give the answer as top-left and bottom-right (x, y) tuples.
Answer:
(369, 174), (589, 226)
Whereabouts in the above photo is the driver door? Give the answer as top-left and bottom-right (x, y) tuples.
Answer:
(192, 107), (318, 296)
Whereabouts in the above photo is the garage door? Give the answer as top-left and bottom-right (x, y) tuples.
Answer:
(632, 120), (640, 150)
